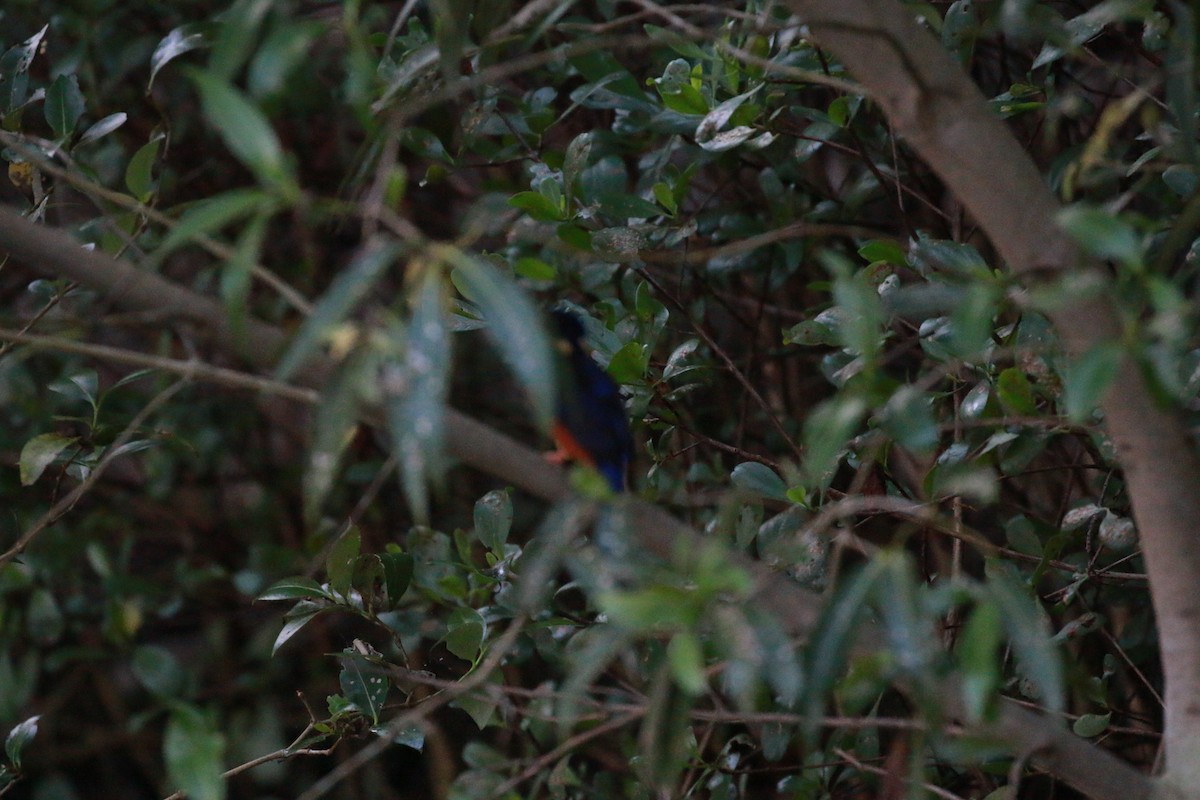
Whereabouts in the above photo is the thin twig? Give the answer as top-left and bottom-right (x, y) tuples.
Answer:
(0, 328), (318, 404)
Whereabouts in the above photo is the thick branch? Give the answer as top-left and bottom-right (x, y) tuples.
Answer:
(784, 0), (1199, 792)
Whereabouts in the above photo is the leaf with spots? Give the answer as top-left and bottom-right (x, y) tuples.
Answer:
(385, 270), (451, 524)
(339, 650), (390, 725)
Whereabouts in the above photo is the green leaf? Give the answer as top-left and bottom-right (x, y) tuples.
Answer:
(667, 632), (708, 695)
(514, 257), (556, 281)
(248, 20), (324, 98)
(19, 433), (78, 486)
(695, 87), (760, 152)
(801, 395), (868, 488)
(1057, 205), (1143, 269)
(188, 68), (297, 194)
(857, 239), (907, 266)
(0, 25), (48, 110)
(132, 644), (185, 698)
(652, 181), (678, 215)
(327, 528), (361, 598)
(730, 462), (788, 501)
(825, 252), (885, 360)
(562, 131), (593, 205)
(949, 282), (998, 358)
(958, 599), (1003, 722)
(803, 558), (886, 734)
(44, 74), (86, 140)
(996, 367), (1038, 415)
(49, 369), (98, 408)
(164, 706), (226, 800)
(303, 349), (368, 525)
(221, 213), (267, 337)
(27, 588), (62, 643)
(78, 112), (128, 145)
(907, 232), (990, 276)
(1072, 712), (1111, 738)
(448, 253), (556, 429)
(208, 0), (274, 82)
(157, 189), (272, 258)
(878, 387), (939, 455)
(599, 586), (697, 632)
(643, 24), (708, 60)
(4, 716), (39, 771)
(445, 608), (486, 662)
(507, 190), (566, 222)
(874, 550), (937, 680)
(474, 489), (512, 551)
(1062, 341), (1123, 421)
(150, 24), (210, 90)
(339, 652), (389, 724)
(606, 340), (646, 384)
(275, 242), (399, 380)
(380, 550), (414, 608)
(125, 134), (165, 202)
(272, 602), (321, 654)
(986, 560), (1064, 716)
(257, 576), (330, 601)
(452, 672), (503, 729)
(386, 272), (451, 523)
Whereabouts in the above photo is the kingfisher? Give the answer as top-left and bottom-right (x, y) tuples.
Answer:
(549, 310), (633, 492)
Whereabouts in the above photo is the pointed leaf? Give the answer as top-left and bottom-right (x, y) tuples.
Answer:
(1063, 341), (1122, 421)
(339, 652), (389, 724)
(187, 68), (296, 194)
(157, 189), (271, 257)
(449, 253), (556, 428)
(327, 528), (361, 598)
(987, 560), (1064, 716)
(125, 134), (164, 202)
(4, 716), (40, 770)
(803, 558), (886, 732)
(304, 350), (369, 525)
(150, 24), (210, 89)
(275, 242), (399, 380)
(44, 74), (86, 140)
(667, 632), (707, 695)
(221, 213), (267, 337)
(273, 602), (321, 654)
(386, 272), (451, 523)
(1057, 205), (1143, 269)
(19, 433), (78, 486)
(78, 112), (128, 145)
(959, 598), (1003, 722)
(257, 576), (330, 601)
(445, 608), (486, 662)
(730, 462), (788, 500)
(164, 706), (226, 800)
(474, 489), (512, 551)
(380, 550), (414, 608)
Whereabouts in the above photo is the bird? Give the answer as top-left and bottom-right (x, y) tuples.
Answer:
(549, 309), (633, 492)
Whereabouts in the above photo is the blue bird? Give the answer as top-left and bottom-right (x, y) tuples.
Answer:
(549, 310), (633, 492)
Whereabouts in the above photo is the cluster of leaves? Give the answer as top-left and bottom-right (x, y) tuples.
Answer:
(0, 1), (1190, 798)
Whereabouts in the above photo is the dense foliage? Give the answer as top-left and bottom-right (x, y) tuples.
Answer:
(0, 1), (1191, 798)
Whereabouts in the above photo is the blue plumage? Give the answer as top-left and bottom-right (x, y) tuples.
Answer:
(551, 311), (633, 491)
